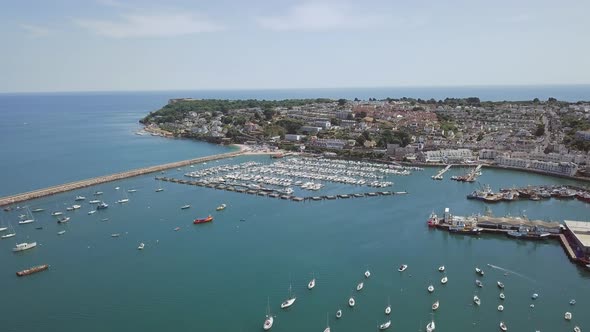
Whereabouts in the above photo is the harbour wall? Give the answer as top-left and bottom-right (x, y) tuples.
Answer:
(0, 150), (243, 207)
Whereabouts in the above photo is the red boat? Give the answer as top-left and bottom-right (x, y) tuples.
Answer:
(427, 212), (439, 228)
(17, 264), (49, 277)
(193, 215), (213, 224)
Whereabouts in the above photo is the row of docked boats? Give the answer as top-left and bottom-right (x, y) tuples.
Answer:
(468, 184), (590, 203)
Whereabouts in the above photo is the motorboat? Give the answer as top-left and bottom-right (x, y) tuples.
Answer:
(438, 265), (445, 272)
(181, 204), (191, 209)
(499, 292), (505, 300)
(66, 207), (74, 211)
(356, 282), (364, 291)
(532, 293), (539, 300)
(13, 242), (37, 252)
(51, 211), (63, 216)
(127, 189), (137, 193)
(475, 267), (484, 276)
(570, 299), (576, 305)
(115, 187), (120, 190)
(475, 279), (483, 288)
(31, 208), (44, 212)
(497, 281), (505, 289)
(426, 319), (435, 332)
(116, 199), (129, 204)
(574, 326), (581, 332)
(335, 309), (342, 319)
(89, 200), (101, 204)
(18, 219), (34, 225)
(57, 216), (70, 223)
(308, 278), (316, 290)
(88, 210), (96, 215)
(473, 295), (481, 306)
(57, 230), (66, 235)
(216, 203), (227, 211)
(263, 298), (273, 331)
(72, 205), (81, 209)
(441, 276), (448, 284)
(432, 300), (439, 311)
(280, 284), (296, 309)
(498, 304), (504, 311)
(138, 242), (145, 250)
(93, 191), (103, 196)
(565, 312), (572, 320)
(379, 320), (391, 330)
(428, 285), (434, 293)
(500, 321), (507, 331)
(348, 297), (355, 307)
(530, 304), (535, 308)
(398, 264), (408, 272)
(365, 270), (371, 278)
(75, 196), (86, 201)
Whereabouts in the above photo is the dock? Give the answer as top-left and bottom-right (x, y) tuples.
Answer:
(431, 165), (451, 180)
(452, 164), (482, 182)
(558, 234), (578, 261)
(155, 177), (405, 202)
(0, 150), (243, 207)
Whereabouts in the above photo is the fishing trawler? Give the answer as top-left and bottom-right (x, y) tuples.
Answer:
(193, 215), (213, 224)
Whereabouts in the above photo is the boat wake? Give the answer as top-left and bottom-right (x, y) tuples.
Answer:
(487, 264), (536, 283)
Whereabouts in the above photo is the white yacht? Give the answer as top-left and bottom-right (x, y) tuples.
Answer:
(18, 219), (34, 225)
(1, 224), (16, 239)
(426, 319), (435, 332)
(497, 281), (505, 289)
(13, 242), (37, 252)
(89, 200), (101, 204)
(88, 210), (96, 215)
(475, 267), (484, 276)
(348, 296), (355, 307)
(441, 276), (448, 284)
(365, 270), (371, 278)
(335, 309), (342, 319)
(473, 295), (481, 306)
(500, 321), (507, 331)
(532, 293), (539, 300)
(93, 191), (103, 196)
(498, 305), (504, 311)
(379, 320), (391, 330)
(51, 211), (63, 216)
(280, 284), (296, 309)
(428, 285), (434, 293)
(117, 199), (129, 204)
(72, 204), (81, 209)
(499, 292), (505, 300)
(432, 300), (439, 311)
(438, 265), (445, 272)
(138, 242), (145, 250)
(356, 282), (364, 291)
(57, 216), (70, 224)
(263, 298), (273, 330)
(75, 196), (86, 201)
(385, 297), (391, 315)
(57, 230), (66, 235)
(127, 189), (137, 193)
(574, 326), (581, 332)
(565, 312), (572, 320)
(398, 264), (408, 272)
(308, 278), (316, 290)
(0, 225), (7, 232)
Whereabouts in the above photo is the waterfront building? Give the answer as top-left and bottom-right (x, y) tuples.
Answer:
(308, 138), (347, 150)
(564, 220), (590, 255)
(479, 149), (500, 160)
(418, 149), (473, 163)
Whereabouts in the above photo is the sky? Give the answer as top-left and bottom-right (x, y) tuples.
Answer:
(1, 0), (589, 93)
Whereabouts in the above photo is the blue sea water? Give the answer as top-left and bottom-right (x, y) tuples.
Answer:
(0, 88), (590, 332)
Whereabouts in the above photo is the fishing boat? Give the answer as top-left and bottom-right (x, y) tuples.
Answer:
(138, 242), (145, 250)
(308, 277), (316, 290)
(365, 270), (371, 278)
(398, 264), (408, 272)
(13, 242), (37, 252)
(441, 276), (448, 284)
(497, 281), (505, 289)
(263, 298), (273, 331)
(356, 282), (364, 291)
(385, 297), (391, 315)
(427, 212), (439, 227)
(57, 216), (70, 224)
(181, 204), (191, 209)
(438, 265), (445, 272)
(426, 319), (435, 332)
(475, 279), (483, 288)
(57, 230), (66, 235)
(16, 264), (49, 277)
(348, 296), (355, 307)
(280, 284), (296, 309)
(336, 309), (342, 319)
(499, 292), (505, 300)
(193, 215), (213, 224)
(379, 320), (391, 330)
(473, 295), (481, 306)
(216, 203), (227, 211)
(500, 321), (507, 331)
(75, 196), (86, 201)
(428, 285), (434, 293)
(432, 300), (439, 311)
(498, 304), (504, 311)
(96, 202), (108, 210)
(565, 312), (572, 320)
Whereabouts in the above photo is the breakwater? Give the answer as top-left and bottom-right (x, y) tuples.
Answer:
(0, 150), (243, 207)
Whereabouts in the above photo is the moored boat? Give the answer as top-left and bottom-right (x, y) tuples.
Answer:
(398, 264), (408, 272)
(365, 270), (371, 278)
(96, 202), (108, 209)
(498, 304), (504, 311)
(75, 196), (86, 201)
(181, 204), (191, 209)
(500, 321), (507, 331)
(432, 300), (439, 311)
(308, 277), (316, 290)
(379, 320), (391, 330)
(428, 285), (434, 293)
(263, 298), (273, 330)
(13, 242), (37, 252)
(438, 265), (445, 272)
(348, 296), (355, 307)
(16, 264), (49, 277)
(57, 216), (70, 224)
(565, 312), (572, 320)
(475, 279), (483, 288)
(497, 281), (505, 289)
(216, 203), (227, 211)
(426, 319), (435, 332)
(57, 230), (66, 235)
(138, 242), (145, 250)
(280, 284), (296, 309)
(336, 309), (342, 318)
(473, 295), (481, 306)
(427, 212), (439, 227)
(193, 215), (213, 224)
(441, 276), (448, 284)
(356, 282), (364, 291)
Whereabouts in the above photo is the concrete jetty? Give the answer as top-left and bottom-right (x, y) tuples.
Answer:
(0, 150), (243, 207)
(431, 165), (451, 180)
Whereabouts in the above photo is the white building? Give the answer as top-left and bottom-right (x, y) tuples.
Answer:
(284, 134), (303, 142)
(419, 149), (473, 163)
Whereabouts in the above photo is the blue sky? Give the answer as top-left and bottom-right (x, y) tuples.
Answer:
(1, 0), (589, 92)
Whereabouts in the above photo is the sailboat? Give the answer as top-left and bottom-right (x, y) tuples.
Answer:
(308, 273), (316, 290)
(18, 207), (34, 224)
(280, 284), (296, 309)
(356, 282), (364, 291)
(323, 313), (330, 332)
(426, 314), (436, 332)
(499, 321), (507, 331)
(379, 320), (391, 330)
(432, 300), (439, 311)
(385, 297), (391, 315)
(0, 218), (7, 232)
(263, 297), (273, 330)
(1, 224), (16, 239)
(155, 181), (164, 192)
(473, 295), (481, 306)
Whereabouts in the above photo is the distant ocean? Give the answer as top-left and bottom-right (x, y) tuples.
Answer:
(1, 85), (589, 196)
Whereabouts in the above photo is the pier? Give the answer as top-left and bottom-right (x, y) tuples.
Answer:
(452, 164), (482, 182)
(0, 150), (243, 207)
(431, 165), (451, 180)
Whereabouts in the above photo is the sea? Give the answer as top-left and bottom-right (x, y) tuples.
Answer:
(0, 86), (589, 332)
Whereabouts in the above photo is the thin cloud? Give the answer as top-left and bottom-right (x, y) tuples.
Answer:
(257, 2), (386, 31)
(74, 12), (224, 38)
(20, 24), (51, 37)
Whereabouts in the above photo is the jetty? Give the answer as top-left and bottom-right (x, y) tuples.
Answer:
(432, 165), (451, 180)
(0, 150), (243, 207)
(452, 164), (482, 182)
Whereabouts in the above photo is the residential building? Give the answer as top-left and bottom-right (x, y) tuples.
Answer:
(418, 149), (473, 163)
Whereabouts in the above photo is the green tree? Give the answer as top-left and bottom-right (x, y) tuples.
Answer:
(534, 123), (545, 137)
(476, 132), (484, 141)
(355, 135), (366, 146)
(263, 108), (275, 120)
(337, 98), (347, 106)
(330, 117), (341, 126)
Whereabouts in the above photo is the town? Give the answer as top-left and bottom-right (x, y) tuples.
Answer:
(140, 97), (590, 179)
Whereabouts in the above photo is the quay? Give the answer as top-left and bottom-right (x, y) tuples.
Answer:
(431, 165), (451, 180)
(155, 177), (404, 202)
(0, 150), (243, 207)
(451, 164), (482, 182)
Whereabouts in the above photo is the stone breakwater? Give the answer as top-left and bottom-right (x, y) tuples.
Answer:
(0, 150), (243, 207)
